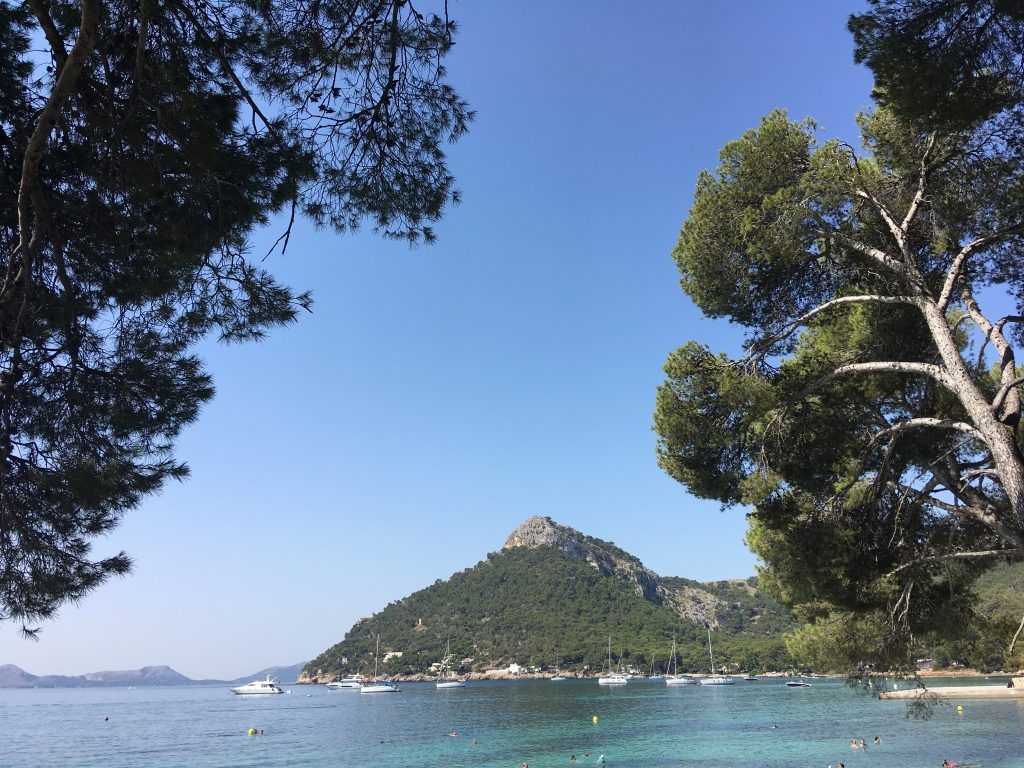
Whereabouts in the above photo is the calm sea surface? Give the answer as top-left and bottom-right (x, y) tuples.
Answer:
(3, 678), (1023, 768)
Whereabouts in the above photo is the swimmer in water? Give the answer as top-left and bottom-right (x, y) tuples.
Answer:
(860, 739), (867, 749)
(873, 736), (881, 745)
(471, 738), (478, 745)
(571, 757), (577, 763)
(259, 730), (264, 737)
(851, 740), (859, 750)
(450, 731), (458, 737)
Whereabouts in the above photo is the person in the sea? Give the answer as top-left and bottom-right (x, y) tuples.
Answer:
(850, 740), (859, 750)
(873, 736), (881, 745)
(259, 730), (264, 737)
(859, 739), (867, 749)
(570, 757), (577, 763)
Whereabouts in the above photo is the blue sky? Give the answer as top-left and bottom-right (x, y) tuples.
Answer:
(0, 1), (873, 679)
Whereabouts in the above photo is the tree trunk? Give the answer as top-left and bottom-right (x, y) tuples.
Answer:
(919, 301), (1024, 532)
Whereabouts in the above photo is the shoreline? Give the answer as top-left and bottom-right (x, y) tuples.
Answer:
(300, 668), (1023, 685)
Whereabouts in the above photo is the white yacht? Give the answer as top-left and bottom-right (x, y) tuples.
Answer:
(326, 675), (362, 690)
(664, 635), (696, 686)
(698, 627), (734, 686)
(436, 639), (466, 689)
(231, 676), (284, 695)
(785, 679), (812, 687)
(597, 637), (629, 685)
(360, 635), (399, 694)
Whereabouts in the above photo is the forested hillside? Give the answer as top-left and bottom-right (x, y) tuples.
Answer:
(303, 519), (797, 681)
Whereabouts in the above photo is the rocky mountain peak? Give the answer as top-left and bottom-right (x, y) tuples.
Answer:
(503, 516), (721, 627)
(504, 516), (576, 551)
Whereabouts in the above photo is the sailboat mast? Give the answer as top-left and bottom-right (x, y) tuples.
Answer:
(374, 635), (381, 680)
(707, 627), (715, 674)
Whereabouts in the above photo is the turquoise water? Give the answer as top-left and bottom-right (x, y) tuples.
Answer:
(3, 679), (1023, 767)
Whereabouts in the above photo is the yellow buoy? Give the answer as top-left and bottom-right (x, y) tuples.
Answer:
(957, 705), (964, 713)
(592, 715), (599, 724)
(248, 728), (256, 735)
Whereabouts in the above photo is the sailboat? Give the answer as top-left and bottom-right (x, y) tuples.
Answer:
(699, 627), (734, 686)
(435, 639), (466, 689)
(597, 637), (628, 685)
(664, 635), (696, 686)
(360, 635), (400, 693)
(646, 648), (664, 681)
(550, 649), (566, 681)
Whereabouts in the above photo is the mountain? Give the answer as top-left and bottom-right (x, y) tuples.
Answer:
(0, 662), (305, 688)
(301, 516), (797, 682)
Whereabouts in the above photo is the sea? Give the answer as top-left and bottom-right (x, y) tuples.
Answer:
(3, 678), (1023, 768)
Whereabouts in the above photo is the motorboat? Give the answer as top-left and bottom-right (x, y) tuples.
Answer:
(360, 635), (400, 694)
(597, 637), (629, 685)
(328, 677), (362, 689)
(785, 679), (812, 687)
(231, 676), (284, 695)
(743, 676), (758, 681)
(550, 675), (567, 681)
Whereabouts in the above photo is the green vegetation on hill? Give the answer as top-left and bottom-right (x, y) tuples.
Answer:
(304, 545), (797, 680)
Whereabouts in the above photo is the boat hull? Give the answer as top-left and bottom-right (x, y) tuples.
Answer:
(665, 676), (696, 686)
(597, 677), (628, 685)
(436, 681), (465, 689)
(360, 683), (399, 693)
(699, 676), (735, 686)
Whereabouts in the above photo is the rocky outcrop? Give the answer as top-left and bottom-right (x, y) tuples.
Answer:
(503, 515), (722, 627)
(504, 516), (665, 604)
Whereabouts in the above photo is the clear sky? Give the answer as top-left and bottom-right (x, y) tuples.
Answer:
(1, 1), (873, 679)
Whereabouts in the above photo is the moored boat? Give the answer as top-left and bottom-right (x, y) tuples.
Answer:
(664, 635), (696, 685)
(597, 637), (629, 685)
(231, 676), (284, 695)
(360, 635), (400, 694)
(699, 628), (734, 686)
(435, 639), (466, 689)
(326, 675), (362, 690)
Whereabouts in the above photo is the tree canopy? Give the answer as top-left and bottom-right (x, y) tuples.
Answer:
(1, 0), (469, 631)
(654, 104), (1024, 673)
(850, 1), (1024, 131)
